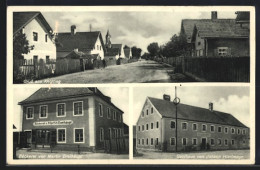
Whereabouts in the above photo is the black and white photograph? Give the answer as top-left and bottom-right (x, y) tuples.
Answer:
(11, 8), (251, 84)
(12, 87), (129, 159)
(133, 86), (252, 160)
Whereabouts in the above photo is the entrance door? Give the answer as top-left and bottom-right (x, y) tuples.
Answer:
(201, 138), (206, 150)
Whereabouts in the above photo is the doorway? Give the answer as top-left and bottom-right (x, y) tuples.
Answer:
(201, 138), (207, 150)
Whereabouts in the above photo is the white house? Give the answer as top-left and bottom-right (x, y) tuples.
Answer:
(13, 12), (57, 62)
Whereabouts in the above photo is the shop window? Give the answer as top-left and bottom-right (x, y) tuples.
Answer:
(26, 107), (34, 119)
(57, 128), (66, 143)
(74, 128), (84, 143)
(74, 101), (83, 116)
(99, 104), (103, 117)
(39, 105), (47, 118)
(57, 103), (65, 117)
(170, 138), (176, 145)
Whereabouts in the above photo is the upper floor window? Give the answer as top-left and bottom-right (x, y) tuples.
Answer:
(182, 122), (187, 130)
(231, 128), (235, 134)
(73, 101), (83, 116)
(242, 129), (246, 135)
(151, 107), (153, 114)
(210, 125), (215, 132)
(192, 123), (198, 131)
(26, 107), (34, 119)
(138, 126), (141, 131)
(202, 124), (207, 132)
(156, 121), (159, 128)
(97, 45), (99, 50)
(237, 129), (240, 134)
(107, 108), (111, 119)
(170, 121), (176, 129)
(57, 103), (65, 117)
(224, 127), (228, 134)
(151, 123), (154, 129)
(146, 124), (149, 130)
(74, 128), (84, 143)
(39, 105), (47, 118)
(113, 111), (117, 120)
(218, 126), (222, 133)
(146, 109), (149, 115)
(142, 125), (144, 131)
(99, 104), (103, 117)
(45, 34), (48, 42)
(119, 114), (122, 122)
(33, 32), (38, 41)
(141, 111), (144, 117)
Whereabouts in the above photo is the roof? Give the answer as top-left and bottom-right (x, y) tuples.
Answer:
(148, 97), (247, 128)
(124, 48), (131, 58)
(181, 19), (249, 43)
(64, 50), (85, 59)
(19, 88), (123, 113)
(56, 31), (105, 52)
(105, 48), (119, 57)
(111, 44), (122, 49)
(236, 11), (250, 22)
(13, 12), (53, 35)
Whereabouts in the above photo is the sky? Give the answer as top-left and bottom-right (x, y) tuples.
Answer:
(133, 86), (250, 127)
(13, 87), (129, 131)
(41, 11), (237, 53)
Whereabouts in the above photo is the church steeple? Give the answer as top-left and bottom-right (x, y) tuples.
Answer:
(105, 29), (112, 48)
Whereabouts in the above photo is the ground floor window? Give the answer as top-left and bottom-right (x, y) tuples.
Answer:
(74, 128), (84, 143)
(170, 137), (176, 145)
(138, 139), (140, 145)
(182, 138), (187, 146)
(142, 139), (144, 145)
(100, 128), (104, 142)
(57, 128), (66, 143)
(210, 138), (215, 145)
(224, 139), (228, 146)
(156, 138), (159, 145)
(218, 139), (222, 145)
(231, 139), (235, 145)
(192, 138), (197, 145)
(151, 138), (153, 145)
(146, 138), (149, 145)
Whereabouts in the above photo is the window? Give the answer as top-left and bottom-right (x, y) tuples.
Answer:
(113, 129), (117, 138)
(202, 124), (207, 132)
(33, 32), (38, 41)
(39, 105), (47, 118)
(100, 128), (104, 142)
(198, 42), (201, 46)
(218, 139), (222, 145)
(74, 128), (84, 143)
(119, 114), (122, 122)
(182, 122), (187, 130)
(97, 45), (99, 50)
(156, 138), (159, 145)
(57, 128), (66, 143)
(138, 139), (140, 145)
(146, 109), (149, 115)
(210, 139), (215, 145)
(231, 128), (235, 134)
(142, 139), (144, 145)
(99, 104), (103, 117)
(170, 138), (176, 145)
(151, 138), (154, 145)
(151, 123), (154, 129)
(33, 55), (38, 64)
(57, 103), (65, 117)
(182, 138), (187, 146)
(243, 140), (246, 144)
(200, 49), (204, 56)
(142, 111), (144, 117)
(142, 125), (144, 131)
(192, 123), (197, 131)
(26, 107), (34, 119)
(108, 128), (112, 139)
(107, 108), (111, 119)
(231, 140), (235, 145)
(45, 34), (48, 42)
(156, 121), (159, 128)
(192, 138), (197, 145)
(217, 47), (229, 56)
(210, 125), (215, 132)
(224, 127), (228, 134)
(151, 107), (153, 114)
(73, 101), (83, 116)
(242, 129), (246, 135)
(237, 129), (240, 134)
(218, 126), (222, 133)
(224, 139), (228, 146)
(146, 138), (149, 145)
(113, 111), (116, 120)
(146, 124), (149, 130)
(138, 126), (141, 131)
(46, 56), (50, 64)
(171, 121), (176, 129)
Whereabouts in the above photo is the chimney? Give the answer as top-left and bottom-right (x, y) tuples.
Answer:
(209, 102), (213, 111)
(211, 11), (218, 20)
(163, 94), (171, 101)
(71, 25), (76, 35)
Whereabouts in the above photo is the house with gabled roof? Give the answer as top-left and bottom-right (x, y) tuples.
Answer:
(181, 11), (249, 57)
(56, 25), (105, 60)
(13, 12), (57, 62)
(18, 87), (124, 151)
(136, 95), (249, 152)
(124, 47), (132, 59)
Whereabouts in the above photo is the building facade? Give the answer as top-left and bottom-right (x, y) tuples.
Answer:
(19, 88), (124, 151)
(13, 12), (57, 61)
(136, 95), (250, 152)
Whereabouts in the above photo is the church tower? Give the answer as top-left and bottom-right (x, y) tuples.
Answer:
(105, 29), (112, 48)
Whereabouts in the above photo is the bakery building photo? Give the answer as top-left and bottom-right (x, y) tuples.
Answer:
(133, 86), (251, 159)
(13, 87), (129, 159)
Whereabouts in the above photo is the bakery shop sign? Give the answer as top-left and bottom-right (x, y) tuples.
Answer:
(33, 120), (73, 126)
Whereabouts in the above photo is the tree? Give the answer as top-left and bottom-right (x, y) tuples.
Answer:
(124, 45), (130, 49)
(147, 42), (159, 58)
(131, 46), (142, 58)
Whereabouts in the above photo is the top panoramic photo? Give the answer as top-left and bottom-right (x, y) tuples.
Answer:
(10, 7), (253, 84)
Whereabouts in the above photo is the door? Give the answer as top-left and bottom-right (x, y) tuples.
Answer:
(201, 138), (206, 150)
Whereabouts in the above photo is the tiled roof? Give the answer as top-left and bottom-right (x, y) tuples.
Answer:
(236, 11), (250, 22)
(64, 50), (85, 59)
(148, 97), (247, 128)
(19, 88), (123, 113)
(105, 48), (119, 57)
(56, 31), (104, 52)
(124, 48), (131, 58)
(13, 12), (53, 35)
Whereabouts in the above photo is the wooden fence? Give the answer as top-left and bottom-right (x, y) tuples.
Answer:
(55, 59), (81, 76)
(104, 137), (129, 154)
(161, 56), (250, 82)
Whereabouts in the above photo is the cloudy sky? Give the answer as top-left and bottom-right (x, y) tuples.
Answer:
(13, 87), (129, 131)
(41, 10), (237, 53)
(133, 86), (251, 127)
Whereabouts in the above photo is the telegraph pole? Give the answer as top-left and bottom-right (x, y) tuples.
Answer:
(173, 86), (180, 152)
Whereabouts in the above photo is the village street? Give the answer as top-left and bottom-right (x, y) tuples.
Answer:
(38, 60), (192, 84)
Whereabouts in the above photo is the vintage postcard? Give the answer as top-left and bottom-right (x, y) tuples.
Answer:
(6, 6), (255, 165)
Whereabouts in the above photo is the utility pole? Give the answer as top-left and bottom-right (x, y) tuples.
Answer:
(173, 86), (180, 152)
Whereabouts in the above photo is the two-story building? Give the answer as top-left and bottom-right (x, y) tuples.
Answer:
(13, 12), (57, 62)
(136, 95), (250, 152)
(18, 87), (124, 151)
